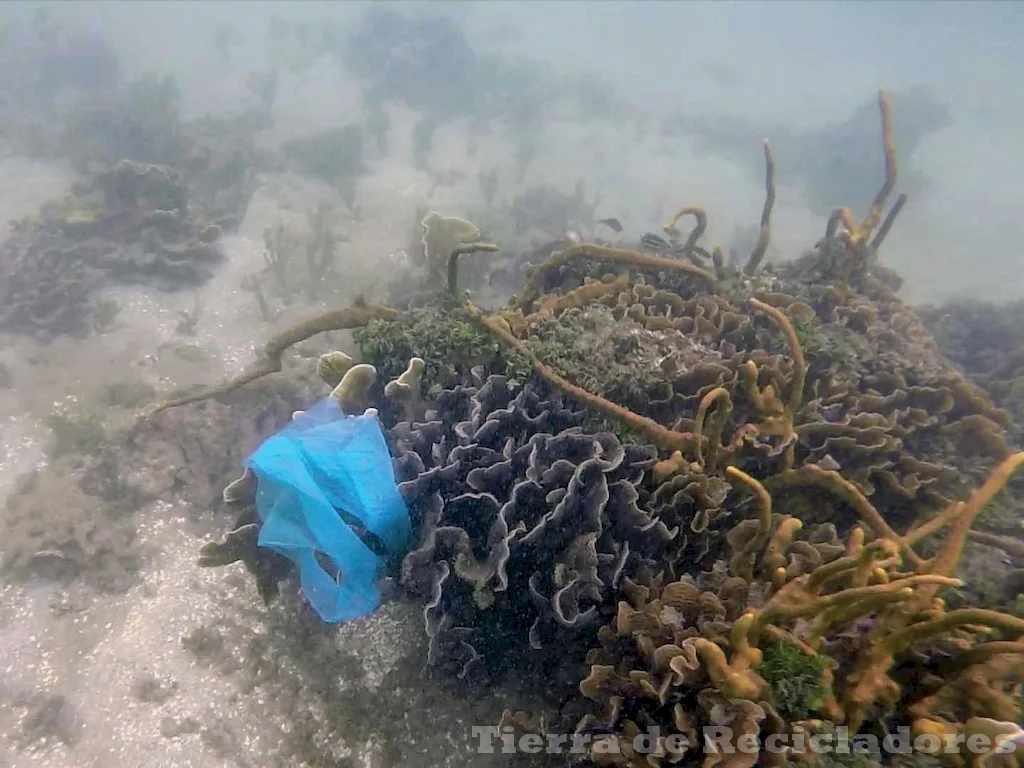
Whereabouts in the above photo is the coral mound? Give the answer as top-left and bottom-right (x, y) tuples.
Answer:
(0, 159), (224, 336)
(144, 88), (1024, 768)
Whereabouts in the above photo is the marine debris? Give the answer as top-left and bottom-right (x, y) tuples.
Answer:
(146, 90), (1024, 767)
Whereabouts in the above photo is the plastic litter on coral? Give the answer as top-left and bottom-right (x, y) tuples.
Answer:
(245, 397), (412, 622)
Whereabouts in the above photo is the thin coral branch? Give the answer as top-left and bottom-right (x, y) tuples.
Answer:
(694, 386), (732, 468)
(749, 298), (806, 416)
(447, 241), (499, 295)
(766, 464), (925, 569)
(883, 609), (1024, 655)
(141, 303), (398, 418)
(967, 530), (1024, 559)
(839, 454), (1024, 731)
(519, 244), (717, 312)
(805, 540), (896, 593)
(662, 206), (707, 255)
(901, 500), (965, 548)
(712, 245), (727, 281)
(726, 467), (772, 538)
(751, 574), (961, 645)
(725, 467), (773, 580)
(869, 192), (907, 254)
(739, 360), (780, 417)
(927, 452), (1024, 578)
(689, 613), (766, 699)
(465, 301), (697, 454)
(950, 640), (1024, 668)
(744, 139), (776, 275)
(859, 89), (898, 237)
(821, 91), (899, 254)
(825, 207), (855, 240)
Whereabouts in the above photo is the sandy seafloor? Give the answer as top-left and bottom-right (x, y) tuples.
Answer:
(0, 151), (541, 768)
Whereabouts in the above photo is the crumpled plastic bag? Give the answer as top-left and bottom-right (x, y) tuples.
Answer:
(244, 398), (412, 622)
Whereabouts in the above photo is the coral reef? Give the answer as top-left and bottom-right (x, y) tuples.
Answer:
(64, 78), (260, 231)
(561, 459), (1024, 766)
(0, 159), (226, 337)
(58, 74), (184, 169)
(0, 11), (121, 153)
(145, 88), (1024, 768)
(919, 299), (1024, 444)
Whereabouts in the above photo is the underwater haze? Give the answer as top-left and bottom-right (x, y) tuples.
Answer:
(41, 0), (1024, 302)
(1, 2), (1024, 767)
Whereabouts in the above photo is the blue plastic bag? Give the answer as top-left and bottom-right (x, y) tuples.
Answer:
(245, 398), (412, 622)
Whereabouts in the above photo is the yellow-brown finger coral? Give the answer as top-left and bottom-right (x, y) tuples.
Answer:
(447, 240), (499, 295)
(141, 302), (398, 417)
(384, 357), (425, 419)
(574, 453), (1024, 768)
(749, 298), (806, 418)
(743, 139), (776, 276)
(663, 205), (707, 255)
(518, 243), (718, 313)
(330, 363), (376, 411)
(316, 350), (354, 388)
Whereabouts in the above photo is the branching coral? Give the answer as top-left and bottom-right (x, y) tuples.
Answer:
(0, 159), (225, 337)
(744, 139), (776, 276)
(384, 357), (425, 420)
(447, 241), (499, 295)
(809, 90), (905, 287)
(143, 301), (397, 417)
(662, 206), (708, 256)
(562, 459), (1024, 767)
(747, 296), (806, 455)
(518, 244), (718, 313)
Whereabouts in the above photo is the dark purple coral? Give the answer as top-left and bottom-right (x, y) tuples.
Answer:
(391, 375), (676, 679)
